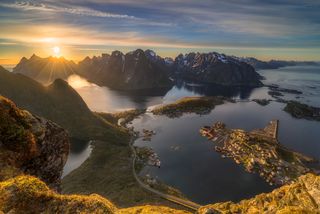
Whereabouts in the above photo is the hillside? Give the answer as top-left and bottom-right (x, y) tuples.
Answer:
(0, 65), (123, 141)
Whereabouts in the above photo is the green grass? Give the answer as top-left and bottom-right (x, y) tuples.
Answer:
(62, 138), (187, 210)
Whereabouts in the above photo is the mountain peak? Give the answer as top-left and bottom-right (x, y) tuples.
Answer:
(30, 54), (40, 60)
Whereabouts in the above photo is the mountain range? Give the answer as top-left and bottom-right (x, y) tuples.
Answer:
(172, 52), (262, 86)
(13, 54), (78, 85)
(12, 49), (267, 89)
(77, 49), (173, 90)
(235, 57), (319, 70)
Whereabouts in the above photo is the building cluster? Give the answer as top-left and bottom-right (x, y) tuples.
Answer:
(200, 121), (312, 186)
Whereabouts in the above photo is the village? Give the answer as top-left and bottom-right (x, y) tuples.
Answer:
(200, 120), (316, 185)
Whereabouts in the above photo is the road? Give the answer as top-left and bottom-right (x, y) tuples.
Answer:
(128, 135), (201, 211)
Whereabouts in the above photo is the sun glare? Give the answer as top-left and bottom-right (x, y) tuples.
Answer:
(52, 46), (60, 56)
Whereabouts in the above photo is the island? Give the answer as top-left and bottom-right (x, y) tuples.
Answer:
(151, 96), (227, 118)
(252, 99), (272, 106)
(284, 101), (320, 121)
(200, 120), (318, 185)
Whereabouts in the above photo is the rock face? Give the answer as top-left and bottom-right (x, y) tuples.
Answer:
(78, 49), (173, 90)
(0, 96), (69, 191)
(198, 173), (320, 213)
(172, 52), (262, 86)
(13, 54), (78, 84)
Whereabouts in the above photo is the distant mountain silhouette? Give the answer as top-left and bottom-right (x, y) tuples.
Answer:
(0, 66), (123, 141)
(172, 52), (262, 86)
(233, 57), (319, 70)
(13, 50), (272, 89)
(13, 54), (78, 85)
(78, 49), (173, 90)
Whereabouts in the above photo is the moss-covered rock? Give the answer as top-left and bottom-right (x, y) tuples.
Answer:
(0, 175), (117, 214)
(198, 173), (320, 213)
(0, 96), (69, 191)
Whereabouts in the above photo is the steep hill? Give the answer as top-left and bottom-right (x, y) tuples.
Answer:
(0, 66), (123, 141)
(13, 54), (78, 84)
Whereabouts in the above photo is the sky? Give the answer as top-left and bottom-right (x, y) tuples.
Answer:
(0, 0), (320, 65)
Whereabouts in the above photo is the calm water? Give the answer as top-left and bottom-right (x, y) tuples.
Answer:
(66, 65), (320, 204)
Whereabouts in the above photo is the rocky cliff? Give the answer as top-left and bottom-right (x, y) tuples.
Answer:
(172, 52), (262, 86)
(78, 49), (173, 90)
(13, 54), (78, 84)
(0, 96), (69, 191)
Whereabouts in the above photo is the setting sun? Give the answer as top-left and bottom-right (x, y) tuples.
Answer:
(52, 46), (60, 56)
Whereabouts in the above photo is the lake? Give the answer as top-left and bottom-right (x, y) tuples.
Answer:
(65, 65), (320, 204)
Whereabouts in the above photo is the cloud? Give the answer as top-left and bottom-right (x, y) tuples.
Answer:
(0, 1), (136, 19)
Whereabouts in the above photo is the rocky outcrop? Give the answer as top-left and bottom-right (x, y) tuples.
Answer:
(78, 49), (173, 90)
(172, 52), (262, 86)
(13, 54), (78, 84)
(198, 173), (320, 213)
(0, 96), (69, 191)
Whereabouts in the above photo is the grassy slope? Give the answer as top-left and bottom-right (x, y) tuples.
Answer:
(0, 66), (121, 141)
(62, 124), (189, 210)
(0, 175), (190, 214)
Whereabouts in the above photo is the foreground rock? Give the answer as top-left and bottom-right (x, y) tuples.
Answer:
(284, 101), (320, 121)
(152, 96), (226, 118)
(0, 96), (69, 191)
(200, 120), (317, 185)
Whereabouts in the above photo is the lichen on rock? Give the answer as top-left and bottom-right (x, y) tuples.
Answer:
(0, 96), (69, 191)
